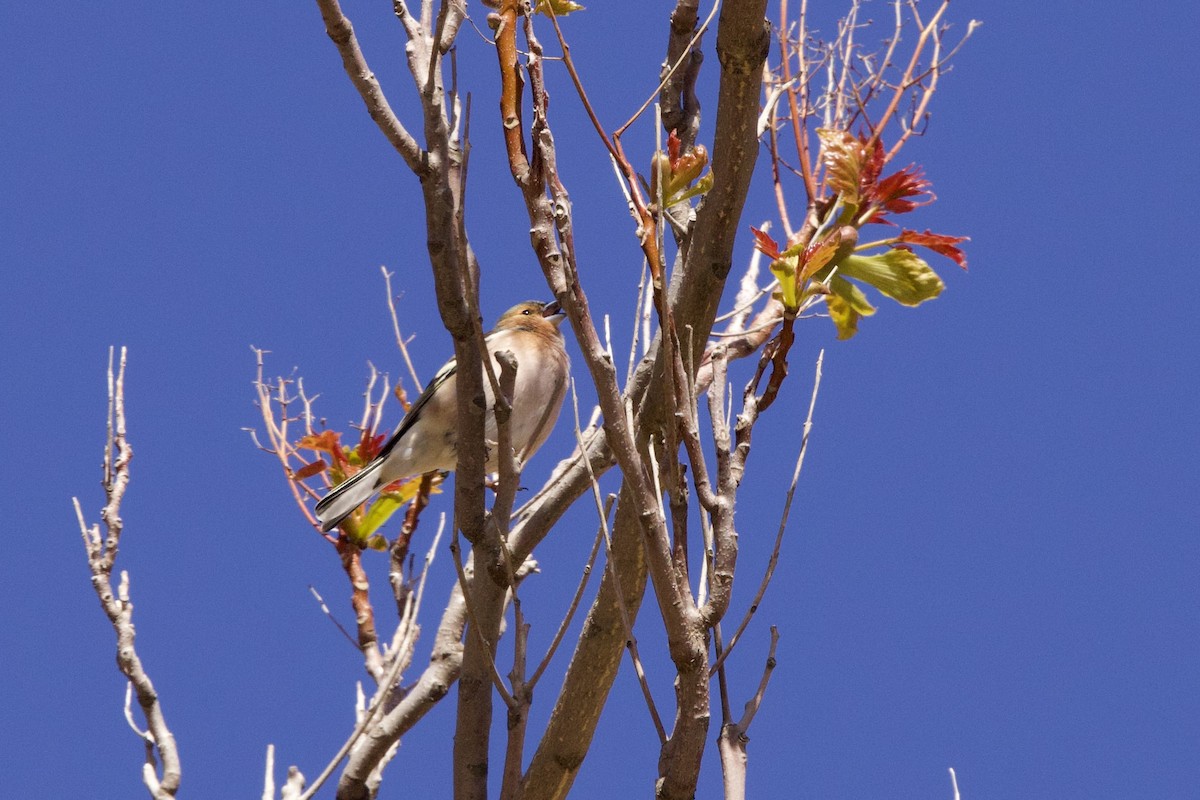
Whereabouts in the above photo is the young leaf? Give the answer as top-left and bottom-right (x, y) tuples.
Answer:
(666, 130), (681, 164)
(859, 138), (886, 192)
(358, 493), (403, 539)
(356, 431), (388, 462)
(800, 225), (858, 282)
(297, 429), (349, 469)
(394, 382), (411, 412)
(825, 275), (876, 340)
(297, 430), (342, 455)
(817, 128), (865, 205)
(665, 145), (708, 196)
(838, 249), (945, 306)
(668, 171), (713, 206)
(649, 150), (671, 205)
(869, 164), (932, 216)
(356, 477), (428, 538)
(750, 227), (782, 260)
(898, 229), (970, 269)
(535, 0), (585, 16)
(292, 459), (327, 481)
(770, 255), (801, 310)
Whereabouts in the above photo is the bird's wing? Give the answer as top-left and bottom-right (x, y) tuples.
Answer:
(375, 355), (458, 462)
(373, 326), (517, 463)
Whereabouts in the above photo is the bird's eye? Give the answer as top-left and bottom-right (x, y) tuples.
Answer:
(522, 308), (532, 315)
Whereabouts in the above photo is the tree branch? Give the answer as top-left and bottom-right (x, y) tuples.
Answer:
(671, 0), (771, 364)
(315, 0), (425, 174)
(74, 347), (181, 799)
(716, 626), (780, 800)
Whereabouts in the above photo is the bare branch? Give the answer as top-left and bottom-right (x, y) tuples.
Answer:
(716, 626), (779, 800)
(862, 1), (949, 160)
(308, 585), (360, 650)
(736, 625), (780, 731)
(671, 0), (771, 367)
(263, 744), (276, 800)
(75, 347), (181, 799)
(315, 0), (424, 173)
(658, 0), (707, 149)
(620, 0), (721, 141)
(337, 572), (466, 799)
(264, 744), (305, 800)
(711, 349), (823, 676)
(528, 504), (607, 690)
(381, 266), (422, 391)
(339, 542), (385, 682)
(305, 515), (446, 800)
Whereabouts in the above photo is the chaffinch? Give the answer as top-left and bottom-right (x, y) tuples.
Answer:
(315, 300), (570, 532)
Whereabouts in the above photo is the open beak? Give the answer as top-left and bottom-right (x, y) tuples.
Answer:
(542, 300), (566, 325)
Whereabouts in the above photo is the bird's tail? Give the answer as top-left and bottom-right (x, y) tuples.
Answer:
(314, 459), (385, 532)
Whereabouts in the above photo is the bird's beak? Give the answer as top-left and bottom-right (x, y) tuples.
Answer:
(542, 300), (566, 326)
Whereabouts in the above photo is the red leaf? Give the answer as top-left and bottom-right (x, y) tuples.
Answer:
(297, 430), (341, 455)
(667, 130), (681, 165)
(859, 137), (886, 191)
(898, 229), (970, 269)
(357, 431), (387, 462)
(869, 164), (933, 215)
(750, 226), (781, 260)
(292, 459), (328, 481)
(297, 429), (350, 469)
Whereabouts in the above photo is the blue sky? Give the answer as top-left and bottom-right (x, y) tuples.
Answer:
(3, 1), (1198, 798)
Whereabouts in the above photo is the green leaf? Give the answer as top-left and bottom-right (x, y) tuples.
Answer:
(825, 275), (876, 340)
(357, 493), (403, 539)
(770, 255), (801, 310)
(838, 249), (944, 306)
(536, 0), (585, 16)
(667, 171), (713, 206)
(356, 476), (431, 539)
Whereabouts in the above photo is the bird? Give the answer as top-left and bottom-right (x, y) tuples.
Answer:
(315, 300), (570, 532)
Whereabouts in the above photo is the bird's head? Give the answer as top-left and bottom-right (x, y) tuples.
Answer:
(497, 300), (567, 334)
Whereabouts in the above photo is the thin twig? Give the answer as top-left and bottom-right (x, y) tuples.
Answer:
(528, 506), (608, 689)
(863, 1), (949, 159)
(249, 348), (328, 537)
(736, 625), (780, 731)
(614, 0), (723, 138)
(710, 349), (823, 676)
(308, 585), (360, 650)
(381, 266), (422, 390)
